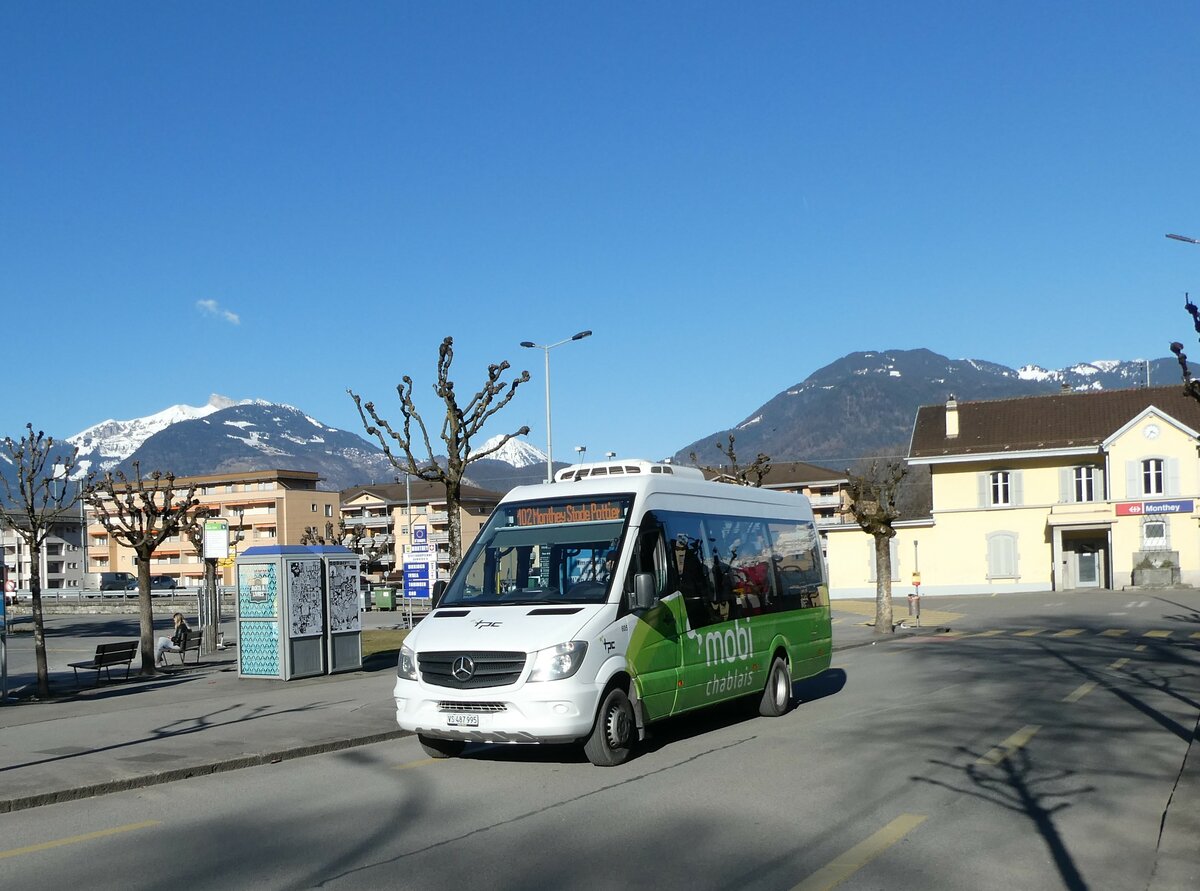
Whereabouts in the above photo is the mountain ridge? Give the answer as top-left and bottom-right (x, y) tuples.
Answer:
(25, 349), (1193, 494)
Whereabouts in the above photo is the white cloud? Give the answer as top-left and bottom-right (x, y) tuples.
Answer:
(196, 299), (241, 325)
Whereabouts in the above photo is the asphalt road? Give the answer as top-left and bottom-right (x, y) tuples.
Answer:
(1, 590), (1197, 890)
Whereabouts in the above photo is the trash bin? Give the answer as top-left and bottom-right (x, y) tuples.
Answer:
(373, 587), (395, 611)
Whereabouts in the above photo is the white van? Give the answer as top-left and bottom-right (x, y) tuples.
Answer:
(394, 459), (832, 765)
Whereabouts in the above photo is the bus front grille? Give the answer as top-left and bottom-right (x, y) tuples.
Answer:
(418, 651), (527, 689)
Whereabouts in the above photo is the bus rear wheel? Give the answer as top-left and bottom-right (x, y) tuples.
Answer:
(758, 656), (792, 717)
(418, 734), (467, 759)
(584, 686), (635, 766)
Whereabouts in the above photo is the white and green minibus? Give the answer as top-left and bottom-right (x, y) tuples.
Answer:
(394, 459), (832, 765)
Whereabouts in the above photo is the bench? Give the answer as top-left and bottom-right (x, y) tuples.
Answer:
(169, 631), (203, 666)
(69, 641), (138, 687)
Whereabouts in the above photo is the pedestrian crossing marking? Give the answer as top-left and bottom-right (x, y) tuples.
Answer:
(1109, 658), (1129, 670)
(977, 724), (1041, 766)
(1052, 629), (1085, 637)
(1101, 629), (1128, 637)
(1014, 629), (1044, 637)
(967, 630), (1005, 637)
(1143, 630), (1172, 639)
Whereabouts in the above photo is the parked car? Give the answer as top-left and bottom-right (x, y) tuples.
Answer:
(124, 575), (179, 595)
(98, 571), (136, 591)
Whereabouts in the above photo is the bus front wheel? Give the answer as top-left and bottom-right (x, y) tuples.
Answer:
(758, 656), (792, 717)
(584, 686), (635, 766)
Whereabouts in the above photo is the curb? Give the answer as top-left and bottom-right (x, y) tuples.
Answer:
(0, 729), (408, 814)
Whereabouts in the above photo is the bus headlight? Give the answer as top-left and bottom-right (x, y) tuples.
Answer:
(528, 641), (588, 682)
(397, 644), (418, 681)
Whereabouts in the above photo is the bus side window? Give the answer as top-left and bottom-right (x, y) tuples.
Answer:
(767, 520), (824, 609)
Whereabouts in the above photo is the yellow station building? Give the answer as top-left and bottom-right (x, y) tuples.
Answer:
(824, 386), (1200, 598)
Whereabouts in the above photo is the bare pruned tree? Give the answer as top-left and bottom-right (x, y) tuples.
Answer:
(0, 425), (88, 698)
(85, 464), (206, 675)
(846, 456), (908, 635)
(690, 434), (771, 487)
(1171, 293), (1200, 403)
(350, 336), (530, 568)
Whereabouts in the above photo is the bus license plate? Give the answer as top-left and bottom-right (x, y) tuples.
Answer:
(447, 714), (479, 727)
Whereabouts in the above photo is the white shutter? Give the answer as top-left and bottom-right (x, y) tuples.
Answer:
(1011, 471), (1024, 506)
(1059, 468), (1072, 503)
(1167, 458), (1181, 496)
(1126, 461), (1139, 498)
(978, 473), (989, 508)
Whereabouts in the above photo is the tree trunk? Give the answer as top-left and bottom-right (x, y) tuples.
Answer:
(874, 533), (894, 635)
(135, 554), (157, 675)
(30, 552), (50, 698)
(445, 476), (463, 570)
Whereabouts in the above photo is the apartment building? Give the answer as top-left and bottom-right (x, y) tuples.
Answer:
(340, 480), (503, 583)
(2, 511), (88, 590)
(85, 469), (341, 588)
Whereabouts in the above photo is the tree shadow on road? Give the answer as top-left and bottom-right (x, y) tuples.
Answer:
(913, 745), (1094, 891)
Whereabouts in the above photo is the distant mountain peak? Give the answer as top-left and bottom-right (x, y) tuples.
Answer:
(476, 434), (547, 468)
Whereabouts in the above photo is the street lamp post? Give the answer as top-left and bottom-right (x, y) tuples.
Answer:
(520, 330), (592, 483)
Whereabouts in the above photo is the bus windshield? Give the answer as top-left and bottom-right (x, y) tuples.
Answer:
(440, 495), (635, 606)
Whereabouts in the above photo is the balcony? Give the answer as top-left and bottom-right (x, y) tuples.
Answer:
(809, 494), (843, 509)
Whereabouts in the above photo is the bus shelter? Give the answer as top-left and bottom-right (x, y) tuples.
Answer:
(306, 545), (363, 673)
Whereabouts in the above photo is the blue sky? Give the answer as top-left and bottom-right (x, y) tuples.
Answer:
(4, 2), (1200, 466)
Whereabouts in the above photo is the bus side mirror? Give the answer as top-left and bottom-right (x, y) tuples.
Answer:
(632, 573), (657, 611)
(432, 579), (447, 607)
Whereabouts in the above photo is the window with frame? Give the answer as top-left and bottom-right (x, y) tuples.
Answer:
(990, 471), (1011, 506)
(1142, 519), (1168, 551)
(1074, 467), (1096, 502)
(1142, 459), (1165, 495)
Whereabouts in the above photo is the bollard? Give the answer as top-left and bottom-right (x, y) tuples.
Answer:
(907, 590), (921, 627)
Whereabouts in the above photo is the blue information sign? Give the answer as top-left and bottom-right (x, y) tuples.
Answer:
(403, 559), (431, 598)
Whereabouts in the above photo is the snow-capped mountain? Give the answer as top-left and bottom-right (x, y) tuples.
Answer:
(678, 349), (1196, 467)
(68, 394), (242, 476)
(475, 434), (547, 468)
(57, 398), (555, 493)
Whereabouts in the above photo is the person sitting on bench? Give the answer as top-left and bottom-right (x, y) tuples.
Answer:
(155, 612), (190, 667)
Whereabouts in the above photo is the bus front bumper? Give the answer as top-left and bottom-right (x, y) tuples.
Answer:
(393, 677), (600, 744)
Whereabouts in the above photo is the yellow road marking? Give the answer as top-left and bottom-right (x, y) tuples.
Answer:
(1143, 630), (1171, 639)
(1014, 629), (1044, 637)
(1063, 681), (1097, 703)
(1135, 645), (1147, 652)
(0, 821), (160, 860)
(1100, 629), (1128, 637)
(791, 814), (927, 891)
(1109, 657), (1129, 670)
(393, 758), (440, 771)
(938, 630), (967, 638)
(1052, 629), (1084, 637)
(968, 630), (1005, 637)
(1192, 632), (1200, 640)
(977, 725), (1041, 766)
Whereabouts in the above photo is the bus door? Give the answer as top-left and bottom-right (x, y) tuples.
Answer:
(623, 515), (682, 721)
